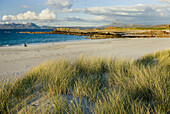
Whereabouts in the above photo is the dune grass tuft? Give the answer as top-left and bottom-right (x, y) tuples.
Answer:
(0, 49), (169, 113)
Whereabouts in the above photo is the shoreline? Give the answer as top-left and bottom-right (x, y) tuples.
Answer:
(0, 38), (170, 82)
(0, 37), (169, 48)
(20, 27), (170, 39)
(0, 37), (89, 47)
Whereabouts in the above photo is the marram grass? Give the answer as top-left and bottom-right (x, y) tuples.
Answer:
(0, 50), (169, 114)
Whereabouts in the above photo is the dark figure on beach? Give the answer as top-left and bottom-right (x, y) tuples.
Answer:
(24, 43), (27, 47)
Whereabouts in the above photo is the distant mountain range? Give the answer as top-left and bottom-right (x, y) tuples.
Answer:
(100, 22), (170, 28)
(0, 22), (170, 29)
(0, 23), (54, 29)
(0, 23), (41, 29)
(105, 22), (147, 28)
(0, 23), (96, 29)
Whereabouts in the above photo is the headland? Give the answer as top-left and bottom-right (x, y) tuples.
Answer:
(20, 27), (170, 39)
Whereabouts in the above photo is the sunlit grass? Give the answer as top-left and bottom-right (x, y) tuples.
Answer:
(0, 49), (169, 113)
(103, 27), (170, 31)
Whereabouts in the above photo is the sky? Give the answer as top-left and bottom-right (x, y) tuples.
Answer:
(0, 0), (170, 27)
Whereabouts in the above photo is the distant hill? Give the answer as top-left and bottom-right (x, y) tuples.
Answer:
(100, 22), (170, 28)
(100, 22), (147, 28)
(144, 24), (170, 28)
(105, 22), (127, 28)
(0, 23), (97, 30)
(0, 23), (41, 29)
(1, 22), (169, 30)
(44, 26), (96, 30)
(41, 26), (56, 29)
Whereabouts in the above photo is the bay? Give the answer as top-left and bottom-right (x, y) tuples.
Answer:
(0, 29), (87, 46)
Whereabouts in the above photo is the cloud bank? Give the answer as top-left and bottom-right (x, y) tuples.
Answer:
(45, 0), (75, 10)
(157, 0), (170, 4)
(2, 9), (56, 21)
(63, 4), (170, 24)
(63, 16), (114, 23)
(1, 0), (170, 26)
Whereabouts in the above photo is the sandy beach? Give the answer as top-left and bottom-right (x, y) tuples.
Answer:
(0, 38), (170, 81)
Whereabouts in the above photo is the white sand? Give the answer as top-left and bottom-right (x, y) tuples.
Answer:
(0, 38), (170, 81)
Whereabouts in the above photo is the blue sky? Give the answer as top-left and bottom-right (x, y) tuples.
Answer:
(0, 0), (170, 26)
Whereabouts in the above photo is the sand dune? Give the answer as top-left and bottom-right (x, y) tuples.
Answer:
(0, 38), (170, 82)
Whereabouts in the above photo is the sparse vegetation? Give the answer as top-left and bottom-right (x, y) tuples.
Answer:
(21, 26), (170, 39)
(0, 50), (170, 113)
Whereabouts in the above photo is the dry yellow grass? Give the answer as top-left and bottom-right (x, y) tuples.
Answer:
(0, 50), (169, 113)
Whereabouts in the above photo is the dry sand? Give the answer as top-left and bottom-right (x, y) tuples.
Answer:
(0, 38), (170, 82)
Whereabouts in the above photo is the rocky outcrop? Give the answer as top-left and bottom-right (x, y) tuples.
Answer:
(20, 28), (122, 38)
(19, 28), (170, 39)
(49, 28), (123, 38)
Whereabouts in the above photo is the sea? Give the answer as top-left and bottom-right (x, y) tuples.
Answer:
(0, 29), (88, 47)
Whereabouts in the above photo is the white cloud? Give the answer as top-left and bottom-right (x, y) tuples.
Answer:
(157, 0), (170, 4)
(45, 0), (75, 10)
(2, 1), (170, 26)
(2, 9), (56, 21)
(39, 9), (56, 20)
(0, 22), (5, 24)
(63, 4), (170, 24)
(2, 15), (10, 21)
(22, 5), (29, 8)
(65, 16), (114, 23)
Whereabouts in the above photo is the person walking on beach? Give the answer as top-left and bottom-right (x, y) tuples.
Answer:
(24, 43), (27, 47)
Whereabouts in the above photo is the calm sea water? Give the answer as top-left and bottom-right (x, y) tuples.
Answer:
(0, 29), (87, 46)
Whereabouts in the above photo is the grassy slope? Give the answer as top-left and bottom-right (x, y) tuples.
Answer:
(0, 50), (170, 113)
(103, 27), (170, 31)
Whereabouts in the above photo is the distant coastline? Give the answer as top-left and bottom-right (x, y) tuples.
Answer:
(1, 22), (170, 39)
(20, 27), (170, 39)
